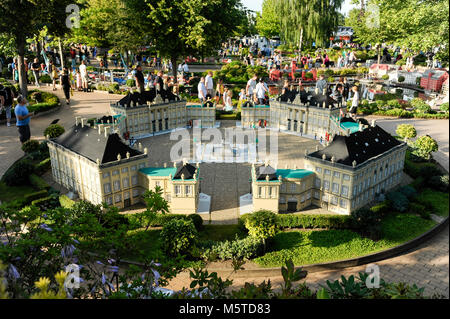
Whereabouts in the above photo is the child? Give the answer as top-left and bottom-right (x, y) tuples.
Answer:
(76, 69), (82, 91)
(238, 88), (246, 110)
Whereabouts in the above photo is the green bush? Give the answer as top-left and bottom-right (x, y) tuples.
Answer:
(245, 210), (279, 241)
(304, 72), (313, 79)
(381, 75), (389, 80)
(109, 83), (120, 92)
(31, 195), (60, 211)
(398, 186), (417, 199)
(160, 218), (198, 256)
(24, 189), (48, 204)
(187, 214), (204, 232)
(34, 158), (51, 176)
(370, 200), (392, 216)
(2, 158), (35, 186)
(276, 214), (351, 229)
(126, 79), (136, 87)
(44, 124), (65, 138)
(396, 124), (417, 140)
(397, 76), (405, 83)
(21, 140), (40, 153)
(410, 98), (431, 113)
(408, 203), (430, 220)
(427, 175), (449, 192)
(386, 192), (409, 212)
(59, 195), (76, 209)
(387, 99), (402, 109)
(350, 208), (382, 238)
(40, 74), (52, 84)
(200, 235), (264, 261)
(29, 174), (50, 190)
(440, 102), (449, 112)
(411, 135), (438, 160)
(30, 91), (43, 103)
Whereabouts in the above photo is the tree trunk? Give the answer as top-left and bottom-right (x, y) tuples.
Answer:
(171, 56), (178, 79)
(17, 37), (28, 97)
(298, 28), (303, 59)
(58, 38), (65, 70)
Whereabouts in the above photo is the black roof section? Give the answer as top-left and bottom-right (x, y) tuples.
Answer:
(174, 163), (197, 179)
(308, 125), (402, 166)
(309, 92), (337, 108)
(97, 115), (114, 124)
(53, 124), (143, 164)
(256, 165), (277, 180)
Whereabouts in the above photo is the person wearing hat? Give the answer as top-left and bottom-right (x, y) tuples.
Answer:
(14, 95), (34, 144)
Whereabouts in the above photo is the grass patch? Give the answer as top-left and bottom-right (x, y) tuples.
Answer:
(416, 189), (449, 217)
(0, 181), (36, 203)
(198, 224), (245, 242)
(254, 213), (436, 267)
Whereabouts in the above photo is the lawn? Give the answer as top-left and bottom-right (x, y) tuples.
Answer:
(0, 181), (36, 203)
(198, 224), (245, 242)
(416, 189), (449, 217)
(253, 213), (436, 267)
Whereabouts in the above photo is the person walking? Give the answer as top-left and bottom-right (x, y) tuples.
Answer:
(246, 74), (258, 101)
(79, 60), (88, 92)
(0, 84), (15, 127)
(31, 58), (40, 87)
(14, 95), (34, 144)
(198, 77), (207, 104)
(134, 65), (145, 93)
(50, 60), (58, 91)
(255, 78), (268, 105)
(349, 86), (359, 119)
(205, 71), (214, 98)
(60, 67), (72, 105)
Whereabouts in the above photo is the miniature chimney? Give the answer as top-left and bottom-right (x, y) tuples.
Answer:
(352, 160), (357, 167)
(181, 173), (185, 180)
(164, 162), (167, 168)
(104, 126), (111, 137)
(174, 162), (177, 168)
(96, 158), (100, 165)
(265, 175), (269, 181)
(331, 156), (335, 163)
(126, 152), (130, 159)
(117, 153), (121, 161)
(278, 175), (282, 181)
(138, 143), (143, 151)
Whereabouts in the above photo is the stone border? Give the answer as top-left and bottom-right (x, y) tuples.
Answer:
(117, 216), (448, 278)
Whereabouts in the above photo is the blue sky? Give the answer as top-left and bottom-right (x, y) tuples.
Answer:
(242, 0), (356, 15)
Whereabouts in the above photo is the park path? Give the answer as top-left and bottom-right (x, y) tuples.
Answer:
(0, 88), (448, 297)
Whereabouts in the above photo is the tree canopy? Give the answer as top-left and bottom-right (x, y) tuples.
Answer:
(256, 0), (280, 39)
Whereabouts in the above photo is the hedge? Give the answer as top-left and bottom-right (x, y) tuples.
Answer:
(59, 195), (75, 208)
(29, 174), (50, 190)
(200, 235), (264, 261)
(240, 213), (352, 230)
(125, 213), (203, 231)
(24, 189), (48, 204)
(35, 158), (51, 176)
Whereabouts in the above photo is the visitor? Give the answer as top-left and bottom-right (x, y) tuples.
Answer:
(14, 95), (34, 144)
(224, 90), (233, 111)
(246, 74), (258, 101)
(342, 77), (350, 100)
(135, 65), (145, 93)
(315, 75), (327, 94)
(60, 67), (72, 105)
(154, 70), (164, 95)
(198, 77), (207, 104)
(50, 60), (58, 91)
(31, 58), (40, 87)
(205, 71), (214, 97)
(79, 60), (88, 92)
(255, 78), (268, 105)
(76, 69), (82, 91)
(183, 62), (189, 74)
(238, 88), (246, 108)
(0, 84), (15, 127)
(349, 86), (359, 119)
(215, 79), (224, 105)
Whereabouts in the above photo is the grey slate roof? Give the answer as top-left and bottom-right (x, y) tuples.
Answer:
(308, 125), (402, 166)
(256, 165), (277, 180)
(53, 124), (143, 164)
(174, 163), (197, 179)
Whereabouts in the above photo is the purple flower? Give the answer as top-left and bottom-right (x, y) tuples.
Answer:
(96, 261), (104, 265)
(101, 273), (107, 285)
(73, 239), (80, 244)
(108, 266), (119, 273)
(39, 223), (53, 232)
(107, 258), (116, 264)
(43, 214), (48, 219)
(151, 269), (161, 286)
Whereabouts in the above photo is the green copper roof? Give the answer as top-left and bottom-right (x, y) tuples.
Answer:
(276, 169), (314, 179)
(139, 167), (177, 177)
(254, 104), (270, 108)
(340, 121), (360, 134)
(187, 105), (203, 108)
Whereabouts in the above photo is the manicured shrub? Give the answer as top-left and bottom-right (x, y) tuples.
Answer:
(126, 79), (136, 87)
(160, 218), (198, 256)
(24, 189), (49, 204)
(387, 99), (402, 109)
(427, 175), (449, 192)
(2, 158), (35, 186)
(245, 210), (279, 241)
(304, 72), (313, 79)
(59, 195), (76, 209)
(201, 235), (264, 261)
(30, 91), (42, 103)
(350, 208), (382, 238)
(276, 214), (351, 229)
(31, 195), (60, 211)
(398, 186), (417, 199)
(411, 135), (438, 160)
(386, 192), (409, 212)
(35, 158), (51, 176)
(410, 98), (431, 113)
(29, 174), (50, 190)
(44, 124), (65, 138)
(381, 75), (389, 80)
(397, 76), (405, 83)
(39, 74), (52, 84)
(440, 102), (449, 112)
(21, 140), (40, 153)
(370, 200), (392, 216)
(408, 202), (430, 220)
(187, 214), (204, 232)
(396, 124), (417, 140)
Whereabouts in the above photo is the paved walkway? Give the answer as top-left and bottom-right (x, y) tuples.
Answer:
(0, 88), (448, 297)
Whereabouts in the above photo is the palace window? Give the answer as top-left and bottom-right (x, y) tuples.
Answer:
(341, 185), (349, 197)
(106, 197), (113, 205)
(185, 185), (192, 196)
(103, 172), (110, 178)
(315, 167), (322, 173)
(103, 183), (111, 194)
(315, 178), (321, 188)
(112, 170), (119, 176)
(131, 175), (138, 186)
(340, 199), (347, 208)
(333, 171), (340, 178)
(122, 177), (130, 189)
(332, 183), (339, 194)
(324, 169), (331, 175)
(290, 183), (296, 192)
(323, 180), (330, 191)
(175, 185), (182, 196)
(114, 194), (122, 203)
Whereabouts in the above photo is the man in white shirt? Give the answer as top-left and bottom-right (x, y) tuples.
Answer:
(198, 77), (207, 104)
(205, 71), (214, 97)
(246, 75), (258, 101)
(79, 60), (88, 92)
(255, 78), (268, 105)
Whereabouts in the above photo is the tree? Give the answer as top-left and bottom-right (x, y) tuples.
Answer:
(140, 186), (169, 231)
(396, 124), (417, 141)
(160, 218), (197, 256)
(0, 0), (72, 96)
(244, 210), (279, 251)
(256, 0), (280, 39)
(412, 135), (439, 161)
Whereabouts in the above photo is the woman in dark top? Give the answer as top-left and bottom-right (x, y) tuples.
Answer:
(60, 67), (71, 105)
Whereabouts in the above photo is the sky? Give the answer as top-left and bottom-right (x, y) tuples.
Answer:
(242, 0), (356, 15)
